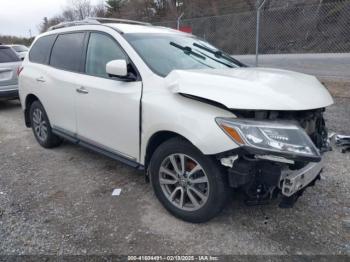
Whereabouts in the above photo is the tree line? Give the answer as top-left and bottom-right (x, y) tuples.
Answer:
(0, 35), (34, 46)
(38, 0), (342, 33)
(38, 0), (262, 33)
(0, 0), (274, 45)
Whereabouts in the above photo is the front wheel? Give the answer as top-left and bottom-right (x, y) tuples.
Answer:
(149, 138), (229, 223)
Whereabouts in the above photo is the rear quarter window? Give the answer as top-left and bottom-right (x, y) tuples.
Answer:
(0, 47), (20, 63)
(49, 32), (85, 72)
(29, 34), (57, 64)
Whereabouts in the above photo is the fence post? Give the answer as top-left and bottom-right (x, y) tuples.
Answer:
(177, 12), (184, 30)
(255, 0), (266, 67)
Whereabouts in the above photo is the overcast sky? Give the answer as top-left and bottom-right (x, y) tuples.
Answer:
(0, 0), (100, 37)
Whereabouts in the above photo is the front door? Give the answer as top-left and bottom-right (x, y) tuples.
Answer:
(76, 32), (142, 161)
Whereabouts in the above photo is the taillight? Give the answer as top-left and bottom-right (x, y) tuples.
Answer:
(17, 66), (23, 77)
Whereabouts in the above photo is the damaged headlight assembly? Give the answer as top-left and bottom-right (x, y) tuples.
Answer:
(216, 118), (321, 161)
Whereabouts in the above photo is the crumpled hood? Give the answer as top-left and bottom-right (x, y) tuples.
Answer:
(165, 67), (334, 110)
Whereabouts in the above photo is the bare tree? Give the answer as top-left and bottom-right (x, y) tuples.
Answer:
(106, 0), (127, 17)
(94, 1), (107, 17)
(38, 16), (64, 33)
(61, 8), (75, 21)
(67, 0), (94, 20)
(38, 17), (49, 33)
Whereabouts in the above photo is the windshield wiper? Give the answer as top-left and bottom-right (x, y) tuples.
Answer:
(170, 42), (206, 60)
(193, 43), (246, 67)
(196, 50), (234, 68)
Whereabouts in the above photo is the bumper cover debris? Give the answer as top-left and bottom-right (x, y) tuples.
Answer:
(281, 160), (323, 197)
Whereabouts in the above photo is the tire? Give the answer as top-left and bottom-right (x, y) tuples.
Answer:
(29, 100), (62, 148)
(149, 137), (229, 223)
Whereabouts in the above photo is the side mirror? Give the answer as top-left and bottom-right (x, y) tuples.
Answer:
(106, 60), (128, 77)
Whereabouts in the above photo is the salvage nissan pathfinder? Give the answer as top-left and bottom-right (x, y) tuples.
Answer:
(19, 18), (334, 222)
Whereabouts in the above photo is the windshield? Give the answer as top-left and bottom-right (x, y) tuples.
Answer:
(12, 45), (28, 52)
(124, 33), (245, 77)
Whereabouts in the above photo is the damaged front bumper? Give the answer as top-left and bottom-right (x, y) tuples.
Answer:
(219, 148), (326, 207)
(280, 159), (323, 197)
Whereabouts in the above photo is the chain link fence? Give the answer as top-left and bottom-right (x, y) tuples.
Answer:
(154, 1), (350, 55)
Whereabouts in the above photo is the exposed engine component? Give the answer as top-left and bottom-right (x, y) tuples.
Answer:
(228, 159), (282, 205)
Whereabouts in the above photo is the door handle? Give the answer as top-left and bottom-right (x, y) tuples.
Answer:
(36, 77), (46, 83)
(76, 86), (89, 94)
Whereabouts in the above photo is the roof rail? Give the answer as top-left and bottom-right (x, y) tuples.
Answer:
(48, 19), (100, 31)
(48, 17), (151, 31)
(87, 17), (152, 26)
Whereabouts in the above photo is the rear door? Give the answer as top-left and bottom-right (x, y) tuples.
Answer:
(22, 34), (56, 121)
(76, 32), (142, 161)
(44, 32), (87, 134)
(0, 46), (21, 91)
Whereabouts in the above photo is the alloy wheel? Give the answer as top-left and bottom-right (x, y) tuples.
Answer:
(32, 108), (48, 142)
(159, 153), (210, 211)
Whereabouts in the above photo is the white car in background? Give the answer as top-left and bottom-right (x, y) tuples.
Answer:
(18, 18), (333, 223)
(7, 44), (28, 60)
(0, 45), (22, 100)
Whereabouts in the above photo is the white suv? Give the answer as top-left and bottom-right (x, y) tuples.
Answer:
(19, 18), (334, 222)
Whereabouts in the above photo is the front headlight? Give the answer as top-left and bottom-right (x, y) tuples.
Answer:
(216, 117), (320, 159)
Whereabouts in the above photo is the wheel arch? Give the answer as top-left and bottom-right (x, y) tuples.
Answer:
(144, 131), (194, 170)
(24, 94), (40, 127)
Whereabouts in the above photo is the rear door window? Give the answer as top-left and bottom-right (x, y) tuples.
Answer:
(29, 34), (56, 64)
(0, 47), (20, 63)
(50, 32), (85, 72)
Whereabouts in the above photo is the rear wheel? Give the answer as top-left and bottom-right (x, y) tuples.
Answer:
(29, 100), (62, 148)
(149, 138), (229, 223)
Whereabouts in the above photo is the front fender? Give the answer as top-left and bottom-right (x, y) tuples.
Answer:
(141, 93), (239, 165)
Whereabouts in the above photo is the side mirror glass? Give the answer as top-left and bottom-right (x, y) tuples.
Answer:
(106, 59), (128, 77)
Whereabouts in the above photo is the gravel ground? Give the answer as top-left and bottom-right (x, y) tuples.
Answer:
(0, 88), (349, 256)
